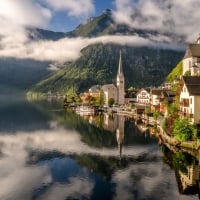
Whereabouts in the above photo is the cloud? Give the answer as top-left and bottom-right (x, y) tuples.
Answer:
(0, 35), (183, 62)
(113, 0), (200, 42)
(44, 0), (95, 18)
(0, 0), (51, 27)
(112, 162), (181, 200)
(0, 0), (185, 63)
(0, 123), (157, 199)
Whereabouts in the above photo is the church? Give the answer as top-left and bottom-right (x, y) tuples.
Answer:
(102, 51), (125, 106)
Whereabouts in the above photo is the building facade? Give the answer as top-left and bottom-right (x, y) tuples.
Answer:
(136, 88), (150, 104)
(182, 35), (200, 76)
(102, 84), (117, 106)
(179, 76), (200, 124)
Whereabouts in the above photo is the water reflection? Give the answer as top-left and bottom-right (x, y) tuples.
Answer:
(0, 98), (199, 199)
(162, 144), (200, 197)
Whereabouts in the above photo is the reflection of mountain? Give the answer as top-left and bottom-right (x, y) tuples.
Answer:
(27, 149), (160, 181)
(0, 97), (51, 133)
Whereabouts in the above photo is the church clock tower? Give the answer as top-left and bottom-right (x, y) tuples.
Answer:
(116, 51), (125, 105)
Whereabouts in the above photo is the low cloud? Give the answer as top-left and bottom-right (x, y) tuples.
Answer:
(113, 0), (200, 42)
(0, 35), (183, 62)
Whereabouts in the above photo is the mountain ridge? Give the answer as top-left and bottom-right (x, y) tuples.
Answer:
(28, 44), (184, 96)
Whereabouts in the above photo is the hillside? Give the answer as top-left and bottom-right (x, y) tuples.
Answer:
(0, 58), (51, 95)
(29, 44), (184, 95)
(166, 61), (183, 82)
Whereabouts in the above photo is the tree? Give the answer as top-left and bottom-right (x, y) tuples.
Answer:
(127, 86), (135, 92)
(108, 98), (115, 107)
(153, 110), (161, 120)
(167, 103), (179, 115)
(173, 118), (196, 142)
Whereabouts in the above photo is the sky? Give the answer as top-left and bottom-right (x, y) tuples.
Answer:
(48, 0), (114, 32)
(0, 0), (200, 62)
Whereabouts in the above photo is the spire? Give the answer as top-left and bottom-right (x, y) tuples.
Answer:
(118, 50), (123, 75)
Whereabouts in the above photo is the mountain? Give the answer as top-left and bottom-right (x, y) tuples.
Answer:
(27, 28), (73, 41)
(28, 43), (184, 96)
(27, 10), (185, 96)
(0, 10), (185, 97)
(0, 58), (51, 95)
(29, 9), (184, 43)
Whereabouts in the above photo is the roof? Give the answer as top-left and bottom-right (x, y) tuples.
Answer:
(183, 44), (200, 59)
(183, 76), (200, 95)
(136, 88), (151, 95)
(162, 90), (176, 97)
(151, 89), (163, 95)
(89, 85), (101, 93)
(102, 84), (116, 90)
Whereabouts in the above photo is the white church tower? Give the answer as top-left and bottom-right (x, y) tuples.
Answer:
(116, 51), (125, 105)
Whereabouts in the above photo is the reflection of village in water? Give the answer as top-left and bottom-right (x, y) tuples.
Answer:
(163, 145), (200, 198)
(80, 113), (125, 159)
(78, 111), (200, 198)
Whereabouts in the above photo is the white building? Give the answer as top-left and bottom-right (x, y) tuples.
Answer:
(136, 88), (150, 104)
(182, 35), (200, 76)
(179, 76), (200, 124)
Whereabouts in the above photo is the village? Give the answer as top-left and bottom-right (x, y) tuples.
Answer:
(64, 35), (200, 151)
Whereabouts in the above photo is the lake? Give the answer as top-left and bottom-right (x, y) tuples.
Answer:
(0, 97), (199, 200)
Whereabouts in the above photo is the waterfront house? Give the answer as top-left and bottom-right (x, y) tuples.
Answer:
(136, 88), (150, 104)
(160, 90), (176, 115)
(150, 88), (163, 111)
(179, 76), (200, 124)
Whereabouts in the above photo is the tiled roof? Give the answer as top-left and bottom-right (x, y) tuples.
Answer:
(183, 76), (200, 95)
(151, 89), (163, 95)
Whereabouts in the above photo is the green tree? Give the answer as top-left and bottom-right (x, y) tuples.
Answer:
(173, 118), (196, 141)
(167, 103), (179, 115)
(127, 86), (135, 92)
(153, 110), (161, 120)
(108, 98), (115, 107)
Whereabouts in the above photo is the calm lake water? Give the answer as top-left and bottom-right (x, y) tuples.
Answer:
(0, 96), (199, 200)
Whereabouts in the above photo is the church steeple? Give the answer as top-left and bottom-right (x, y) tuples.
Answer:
(116, 50), (125, 105)
(118, 50), (123, 75)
